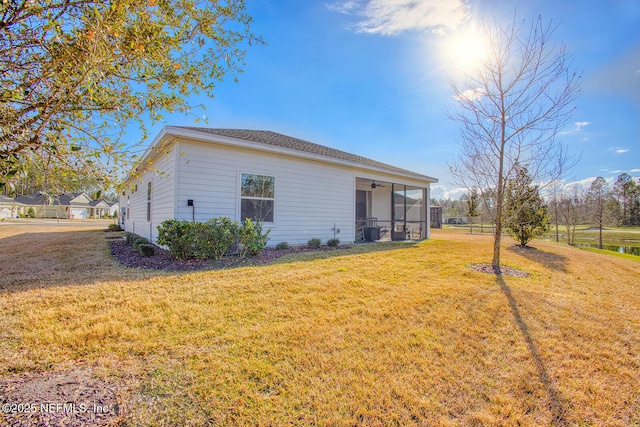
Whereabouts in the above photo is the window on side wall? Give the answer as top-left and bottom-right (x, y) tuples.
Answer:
(147, 182), (152, 221)
(240, 173), (274, 222)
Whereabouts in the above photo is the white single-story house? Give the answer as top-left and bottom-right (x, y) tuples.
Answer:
(106, 200), (120, 217)
(119, 126), (438, 246)
(0, 195), (21, 219)
(13, 192), (118, 219)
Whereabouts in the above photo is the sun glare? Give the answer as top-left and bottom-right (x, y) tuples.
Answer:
(441, 24), (488, 74)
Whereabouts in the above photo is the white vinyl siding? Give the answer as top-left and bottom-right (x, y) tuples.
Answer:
(176, 140), (355, 245)
(121, 145), (176, 242)
(121, 132), (434, 246)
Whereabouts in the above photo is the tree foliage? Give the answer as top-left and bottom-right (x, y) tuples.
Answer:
(448, 14), (580, 269)
(613, 173), (640, 226)
(1, 0), (261, 191)
(504, 166), (550, 246)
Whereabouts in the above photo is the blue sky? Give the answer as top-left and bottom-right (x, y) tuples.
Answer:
(140, 0), (640, 199)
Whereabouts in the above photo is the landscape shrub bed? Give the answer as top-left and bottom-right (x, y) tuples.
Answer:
(156, 218), (270, 260)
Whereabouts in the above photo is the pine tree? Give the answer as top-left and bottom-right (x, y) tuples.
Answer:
(504, 167), (550, 246)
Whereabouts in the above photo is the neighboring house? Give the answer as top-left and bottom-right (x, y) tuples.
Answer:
(120, 126), (438, 246)
(0, 195), (21, 219)
(13, 192), (117, 219)
(106, 201), (120, 217)
(89, 199), (111, 218)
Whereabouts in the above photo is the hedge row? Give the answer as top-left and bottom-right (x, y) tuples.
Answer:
(156, 218), (270, 260)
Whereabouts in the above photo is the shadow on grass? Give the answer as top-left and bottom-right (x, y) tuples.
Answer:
(0, 229), (168, 293)
(507, 244), (569, 273)
(497, 276), (569, 426)
(1, 225), (421, 293)
(268, 241), (420, 265)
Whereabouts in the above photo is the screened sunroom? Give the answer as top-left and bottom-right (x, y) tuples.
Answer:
(355, 177), (429, 242)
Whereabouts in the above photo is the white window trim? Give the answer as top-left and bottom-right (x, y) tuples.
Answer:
(238, 171), (276, 225)
(146, 181), (152, 222)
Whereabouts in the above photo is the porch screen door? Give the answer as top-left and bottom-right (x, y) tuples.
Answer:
(392, 184), (407, 241)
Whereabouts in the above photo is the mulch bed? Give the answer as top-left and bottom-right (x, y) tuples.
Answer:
(468, 263), (531, 278)
(109, 238), (351, 271)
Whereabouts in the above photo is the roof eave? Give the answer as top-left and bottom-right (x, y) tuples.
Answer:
(165, 126), (438, 184)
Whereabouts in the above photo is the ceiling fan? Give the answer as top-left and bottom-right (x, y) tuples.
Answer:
(371, 180), (386, 189)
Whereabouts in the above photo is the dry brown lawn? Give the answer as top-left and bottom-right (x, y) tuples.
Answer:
(0, 221), (639, 426)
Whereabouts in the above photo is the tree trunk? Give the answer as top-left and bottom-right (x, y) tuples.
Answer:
(598, 224), (603, 249)
(492, 105), (507, 273)
(492, 218), (502, 272)
(554, 200), (559, 242)
(492, 181), (504, 272)
(598, 198), (604, 249)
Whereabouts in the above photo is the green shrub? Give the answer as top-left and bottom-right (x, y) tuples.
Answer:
(194, 218), (237, 260)
(157, 217), (271, 260)
(157, 220), (196, 259)
(307, 238), (321, 249)
(237, 219), (271, 257)
(276, 241), (289, 250)
(108, 224), (123, 231)
(137, 244), (156, 257)
(125, 233), (148, 247)
(26, 207), (35, 218)
(133, 237), (150, 251)
(327, 238), (340, 247)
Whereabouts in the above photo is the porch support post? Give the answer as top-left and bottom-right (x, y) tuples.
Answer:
(426, 186), (431, 239)
(391, 183), (395, 240)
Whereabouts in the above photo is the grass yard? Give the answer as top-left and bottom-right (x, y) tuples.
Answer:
(1, 222), (639, 426)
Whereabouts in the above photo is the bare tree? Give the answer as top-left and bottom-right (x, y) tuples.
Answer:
(586, 177), (616, 249)
(448, 15), (581, 271)
(558, 183), (586, 246)
(466, 187), (481, 233)
(546, 180), (564, 242)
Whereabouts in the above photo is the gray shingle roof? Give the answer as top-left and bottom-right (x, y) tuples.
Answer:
(174, 127), (436, 181)
(14, 193), (74, 206)
(13, 192), (115, 207)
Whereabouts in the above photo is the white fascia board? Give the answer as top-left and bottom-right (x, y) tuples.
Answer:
(123, 127), (177, 186)
(69, 193), (91, 204)
(165, 126), (438, 185)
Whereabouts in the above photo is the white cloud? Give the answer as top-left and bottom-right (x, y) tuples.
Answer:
(631, 169), (640, 173)
(327, 0), (470, 36)
(326, 0), (361, 14)
(560, 121), (590, 137)
(563, 176), (615, 192)
(615, 149), (630, 154)
(456, 87), (484, 101)
(430, 184), (468, 200)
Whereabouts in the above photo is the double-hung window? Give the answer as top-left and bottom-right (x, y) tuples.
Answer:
(240, 173), (275, 222)
(146, 182), (152, 221)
